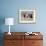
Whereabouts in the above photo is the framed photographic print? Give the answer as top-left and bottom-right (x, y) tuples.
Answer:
(19, 9), (36, 23)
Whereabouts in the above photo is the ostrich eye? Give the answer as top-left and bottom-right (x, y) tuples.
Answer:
(24, 14), (26, 17)
(30, 14), (33, 18)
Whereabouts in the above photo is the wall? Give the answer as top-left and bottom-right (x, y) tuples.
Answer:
(0, 0), (46, 32)
(0, 0), (46, 46)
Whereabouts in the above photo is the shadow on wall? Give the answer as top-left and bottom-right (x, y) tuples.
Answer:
(0, 16), (5, 46)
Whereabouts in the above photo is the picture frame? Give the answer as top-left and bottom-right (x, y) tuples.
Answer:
(19, 9), (36, 23)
